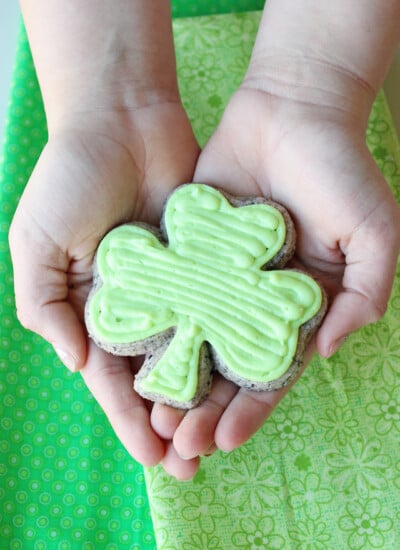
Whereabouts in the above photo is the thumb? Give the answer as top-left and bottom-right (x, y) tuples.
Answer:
(194, 129), (261, 197)
(9, 223), (87, 372)
(317, 204), (400, 357)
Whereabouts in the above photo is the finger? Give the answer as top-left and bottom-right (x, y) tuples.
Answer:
(9, 225), (87, 371)
(81, 342), (165, 467)
(317, 205), (400, 357)
(215, 387), (287, 452)
(318, 286), (392, 357)
(160, 442), (200, 481)
(150, 402), (186, 440)
(214, 344), (315, 452)
(194, 130), (261, 197)
(172, 375), (238, 460)
(203, 442), (218, 456)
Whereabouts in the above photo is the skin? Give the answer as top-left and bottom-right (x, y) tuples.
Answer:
(9, 0), (400, 480)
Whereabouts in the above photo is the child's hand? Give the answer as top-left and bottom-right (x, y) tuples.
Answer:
(151, 85), (400, 474)
(9, 102), (201, 477)
(151, 0), (400, 478)
(11, 0), (206, 479)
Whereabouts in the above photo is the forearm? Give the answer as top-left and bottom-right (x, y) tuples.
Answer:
(21, 0), (179, 130)
(245, 0), (400, 122)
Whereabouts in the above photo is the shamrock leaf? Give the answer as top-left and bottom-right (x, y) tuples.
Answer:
(86, 184), (324, 407)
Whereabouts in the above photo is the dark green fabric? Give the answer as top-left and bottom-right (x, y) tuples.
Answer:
(172, 0), (265, 18)
(0, 23), (157, 550)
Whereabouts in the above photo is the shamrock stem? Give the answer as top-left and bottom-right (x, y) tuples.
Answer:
(136, 320), (206, 404)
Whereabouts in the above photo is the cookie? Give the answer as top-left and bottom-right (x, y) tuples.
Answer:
(85, 183), (327, 409)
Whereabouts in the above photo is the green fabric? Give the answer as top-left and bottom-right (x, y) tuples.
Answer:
(171, 0), (265, 18)
(0, 25), (155, 550)
(145, 11), (400, 550)
(1, 6), (400, 550)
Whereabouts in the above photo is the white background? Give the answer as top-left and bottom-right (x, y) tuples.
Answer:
(0, 2), (20, 149)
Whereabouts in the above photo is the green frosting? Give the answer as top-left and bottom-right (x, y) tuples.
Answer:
(87, 184), (323, 403)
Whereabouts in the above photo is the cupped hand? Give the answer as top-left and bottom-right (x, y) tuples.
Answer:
(151, 86), (400, 466)
(9, 102), (202, 477)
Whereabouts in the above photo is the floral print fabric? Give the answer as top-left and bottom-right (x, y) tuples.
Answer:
(144, 11), (400, 550)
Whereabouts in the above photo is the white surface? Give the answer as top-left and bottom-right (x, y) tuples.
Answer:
(0, 2), (20, 151)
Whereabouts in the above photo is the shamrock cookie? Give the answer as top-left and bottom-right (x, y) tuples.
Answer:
(85, 184), (327, 409)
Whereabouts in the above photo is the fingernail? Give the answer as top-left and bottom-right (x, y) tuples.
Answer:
(328, 336), (348, 357)
(177, 452), (198, 461)
(54, 347), (78, 372)
(202, 443), (217, 457)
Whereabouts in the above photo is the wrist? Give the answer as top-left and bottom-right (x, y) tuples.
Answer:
(45, 75), (181, 136)
(245, 0), (400, 127)
(21, 0), (180, 132)
(40, 30), (181, 133)
(243, 52), (376, 128)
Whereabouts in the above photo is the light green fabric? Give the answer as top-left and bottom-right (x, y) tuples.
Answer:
(144, 11), (400, 550)
(1, 7), (400, 550)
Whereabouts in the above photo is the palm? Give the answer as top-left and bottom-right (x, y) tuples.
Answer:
(46, 133), (142, 312)
(10, 103), (200, 472)
(195, 88), (399, 349)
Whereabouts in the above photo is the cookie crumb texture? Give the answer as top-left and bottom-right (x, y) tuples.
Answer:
(85, 184), (325, 409)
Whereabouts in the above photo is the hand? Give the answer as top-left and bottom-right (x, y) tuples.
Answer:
(13, 0), (209, 479)
(150, 85), (400, 471)
(9, 102), (201, 476)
